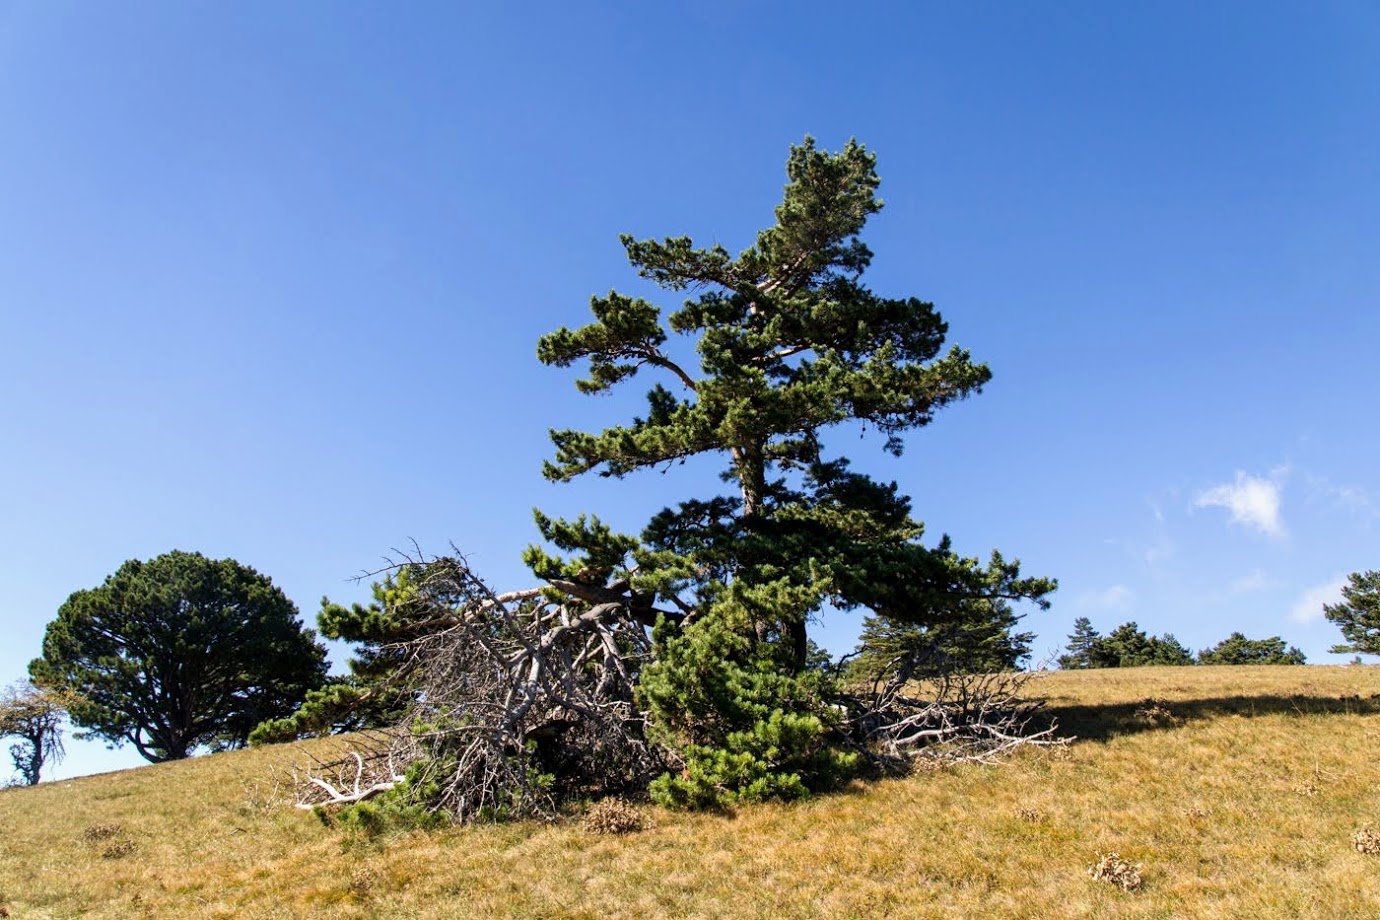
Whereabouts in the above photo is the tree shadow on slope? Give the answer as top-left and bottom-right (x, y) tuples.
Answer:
(1044, 691), (1380, 744)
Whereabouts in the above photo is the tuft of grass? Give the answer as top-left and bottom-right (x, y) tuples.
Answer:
(82, 823), (123, 842)
(1088, 851), (1143, 892)
(1353, 827), (1380, 855)
(99, 838), (138, 860)
(582, 798), (646, 836)
(0, 665), (1377, 917)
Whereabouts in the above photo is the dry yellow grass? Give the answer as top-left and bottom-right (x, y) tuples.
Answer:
(2, 665), (1378, 918)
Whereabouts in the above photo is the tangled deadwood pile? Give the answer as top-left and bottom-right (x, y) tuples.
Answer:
(294, 556), (659, 821)
(838, 646), (1062, 770)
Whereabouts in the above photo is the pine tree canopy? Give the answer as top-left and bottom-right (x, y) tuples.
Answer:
(1325, 570), (1380, 656)
(531, 137), (1054, 670)
(1197, 632), (1306, 666)
(30, 551), (328, 762)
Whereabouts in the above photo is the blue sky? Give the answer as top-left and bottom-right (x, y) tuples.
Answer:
(3, 2), (1377, 780)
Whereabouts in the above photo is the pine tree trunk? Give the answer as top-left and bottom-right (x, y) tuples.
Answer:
(736, 441), (808, 671)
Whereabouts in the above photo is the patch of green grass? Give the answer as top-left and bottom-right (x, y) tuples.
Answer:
(1, 665), (1378, 917)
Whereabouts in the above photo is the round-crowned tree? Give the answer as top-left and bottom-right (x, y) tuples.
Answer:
(30, 551), (328, 762)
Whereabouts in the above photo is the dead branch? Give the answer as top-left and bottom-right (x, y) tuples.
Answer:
(841, 649), (1067, 770)
(296, 554), (658, 823)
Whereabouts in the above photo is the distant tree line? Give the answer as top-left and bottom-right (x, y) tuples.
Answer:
(1058, 617), (1306, 669)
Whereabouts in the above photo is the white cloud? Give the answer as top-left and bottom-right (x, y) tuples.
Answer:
(1289, 576), (1348, 623)
(1194, 469), (1287, 538)
(1075, 584), (1134, 612)
(1227, 569), (1271, 595)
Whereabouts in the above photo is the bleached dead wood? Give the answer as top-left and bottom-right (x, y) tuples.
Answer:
(295, 554), (658, 822)
(841, 649), (1067, 769)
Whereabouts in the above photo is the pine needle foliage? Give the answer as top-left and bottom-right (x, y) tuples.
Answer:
(1325, 570), (1380, 656)
(250, 568), (434, 744)
(30, 551), (328, 762)
(532, 137), (1054, 804)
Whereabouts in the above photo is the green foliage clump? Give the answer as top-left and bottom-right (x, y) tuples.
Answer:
(30, 551), (328, 762)
(318, 760), (452, 836)
(1325, 570), (1380, 657)
(1062, 619), (1309, 669)
(1197, 632), (1306, 665)
(250, 568), (431, 745)
(851, 596), (1034, 680)
(1101, 622), (1195, 667)
(1059, 619), (1193, 668)
(638, 609), (857, 808)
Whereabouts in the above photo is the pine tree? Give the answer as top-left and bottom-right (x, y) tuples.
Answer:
(533, 137), (1051, 665)
(1060, 619), (1193, 669)
(31, 551), (327, 762)
(852, 597), (1034, 679)
(1144, 633), (1196, 666)
(1059, 617), (1103, 669)
(1325, 570), (1380, 656)
(531, 137), (1054, 804)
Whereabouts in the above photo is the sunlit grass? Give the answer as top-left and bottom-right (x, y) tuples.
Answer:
(2, 665), (1378, 918)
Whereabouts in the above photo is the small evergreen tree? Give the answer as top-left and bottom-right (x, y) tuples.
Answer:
(637, 609), (857, 808)
(1324, 570), (1380, 657)
(1059, 617), (1103, 669)
(1097, 622), (1194, 667)
(1143, 633), (1196, 666)
(1198, 632), (1306, 665)
(853, 597), (1034, 679)
(1098, 622), (1155, 666)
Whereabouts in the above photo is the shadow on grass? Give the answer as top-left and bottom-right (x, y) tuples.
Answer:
(1045, 692), (1380, 744)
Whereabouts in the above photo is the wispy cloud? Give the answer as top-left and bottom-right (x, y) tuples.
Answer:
(1289, 576), (1348, 623)
(1194, 469), (1287, 538)
(1075, 584), (1134, 612)
(1305, 474), (1377, 519)
(1227, 569), (1271, 595)
(1140, 496), (1175, 567)
(1142, 535), (1175, 568)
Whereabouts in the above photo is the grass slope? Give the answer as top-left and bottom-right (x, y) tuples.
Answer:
(2, 665), (1378, 918)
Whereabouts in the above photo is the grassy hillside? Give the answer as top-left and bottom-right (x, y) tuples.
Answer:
(2, 665), (1378, 918)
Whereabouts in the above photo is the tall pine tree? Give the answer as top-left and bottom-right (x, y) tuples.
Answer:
(530, 138), (1053, 804)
